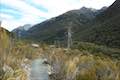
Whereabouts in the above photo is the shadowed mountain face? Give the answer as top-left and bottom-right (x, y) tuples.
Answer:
(97, 0), (120, 21)
(15, 0), (120, 48)
(80, 0), (120, 48)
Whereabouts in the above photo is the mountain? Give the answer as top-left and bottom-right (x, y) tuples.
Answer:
(97, 0), (120, 21)
(12, 24), (32, 37)
(26, 7), (103, 42)
(20, 0), (120, 48)
(77, 0), (120, 48)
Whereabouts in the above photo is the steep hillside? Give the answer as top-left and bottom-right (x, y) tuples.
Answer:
(97, 0), (120, 21)
(26, 7), (101, 42)
(77, 0), (120, 48)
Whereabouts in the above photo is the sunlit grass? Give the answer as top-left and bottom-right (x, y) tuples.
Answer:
(0, 29), (40, 80)
(45, 48), (120, 80)
(0, 29), (120, 80)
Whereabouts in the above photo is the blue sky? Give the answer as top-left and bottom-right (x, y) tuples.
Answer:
(0, 0), (115, 31)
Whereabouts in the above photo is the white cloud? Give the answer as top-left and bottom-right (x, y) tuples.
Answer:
(1, 0), (48, 31)
(1, 0), (48, 17)
(1, 20), (22, 31)
(32, 0), (115, 17)
(0, 13), (14, 20)
(32, 0), (81, 17)
(79, 0), (115, 9)
(1, 14), (45, 31)
(1, 0), (115, 31)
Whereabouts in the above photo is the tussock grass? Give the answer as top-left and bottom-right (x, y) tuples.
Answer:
(44, 48), (120, 80)
(0, 29), (120, 80)
(0, 30), (41, 80)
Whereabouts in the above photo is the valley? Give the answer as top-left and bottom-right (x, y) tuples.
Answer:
(0, 0), (120, 80)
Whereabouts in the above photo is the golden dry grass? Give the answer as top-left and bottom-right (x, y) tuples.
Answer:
(0, 29), (120, 80)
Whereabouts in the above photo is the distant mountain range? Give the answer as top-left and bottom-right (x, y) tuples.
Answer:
(12, 24), (32, 37)
(12, 0), (120, 48)
(20, 7), (105, 40)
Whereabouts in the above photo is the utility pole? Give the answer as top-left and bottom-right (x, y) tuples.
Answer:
(67, 22), (73, 49)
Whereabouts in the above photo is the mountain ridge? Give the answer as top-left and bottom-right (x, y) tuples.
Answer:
(78, 0), (120, 48)
(12, 0), (120, 48)
(26, 7), (103, 42)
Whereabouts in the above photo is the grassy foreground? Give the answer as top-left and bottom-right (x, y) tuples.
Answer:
(0, 30), (120, 80)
